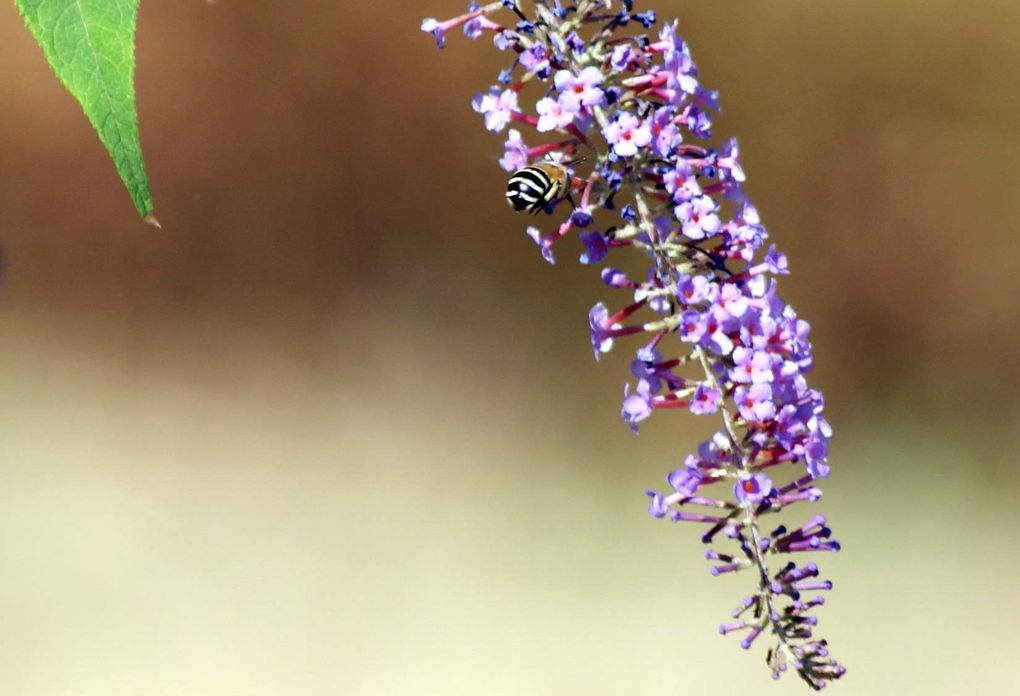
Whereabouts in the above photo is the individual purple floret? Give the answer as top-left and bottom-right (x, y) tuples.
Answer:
(421, 1), (844, 689)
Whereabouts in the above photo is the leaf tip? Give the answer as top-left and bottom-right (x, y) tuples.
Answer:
(143, 214), (162, 230)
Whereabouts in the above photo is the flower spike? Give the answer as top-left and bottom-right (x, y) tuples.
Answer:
(421, 1), (845, 688)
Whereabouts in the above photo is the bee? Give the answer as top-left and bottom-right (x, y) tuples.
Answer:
(505, 158), (585, 214)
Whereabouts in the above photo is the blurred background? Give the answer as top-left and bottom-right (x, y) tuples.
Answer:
(0, 0), (1017, 693)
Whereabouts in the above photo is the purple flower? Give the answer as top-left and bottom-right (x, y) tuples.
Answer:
(738, 313), (776, 352)
(726, 204), (766, 249)
(555, 67), (606, 111)
(657, 20), (682, 52)
(717, 138), (746, 183)
(689, 383), (721, 415)
(421, 2), (500, 48)
(684, 107), (713, 138)
(630, 347), (663, 392)
(579, 231), (608, 265)
(698, 433), (734, 467)
(524, 225), (556, 264)
(679, 310), (706, 343)
(650, 106), (681, 158)
(773, 404), (805, 450)
(667, 465), (702, 496)
(734, 472), (773, 504)
(804, 433), (831, 479)
(664, 41), (698, 96)
(492, 31), (513, 52)
(645, 490), (669, 518)
(664, 164), (701, 202)
(622, 380), (653, 433)
(588, 302), (615, 359)
(420, 17), (445, 48)
(603, 112), (652, 158)
(696, 87), (721, 113)
(565, 31), (585, 53)
(703, 308), (735, 356)
(718, 284), (750, 320)
(570, 209), (594, 228)
(731, 346), (773, 385)
(461, 3), (503, 40)
(651, 215), (674, 244)
(499, 129), (528, 172)
(611, 44), (635, 71)
(462, 17), (484, 40)
(536, 96), (574, 132)
(520, 45), (551, 78)
(676, 274), (713, 307)
(763, 244), (789, 274)
(734, 383), (776, 423)
(635, 11), (657, 29)
(601, 267), (633, 289)
(676, 195), (721, 240)
(472, 86), (518, 132)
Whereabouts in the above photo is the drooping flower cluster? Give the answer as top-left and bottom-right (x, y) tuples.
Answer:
(422, 1), (845, 688)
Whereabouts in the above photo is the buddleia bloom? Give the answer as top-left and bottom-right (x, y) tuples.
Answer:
(421, 1), (845, 688)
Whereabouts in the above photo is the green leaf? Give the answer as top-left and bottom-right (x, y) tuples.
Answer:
(15, 0), (157, 224)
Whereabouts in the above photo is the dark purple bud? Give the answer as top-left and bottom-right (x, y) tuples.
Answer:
(600, 267), (633, 288)
(570, 209), (594, 228)
(579, 231), (608, 265)
(635, 11), (657, 28)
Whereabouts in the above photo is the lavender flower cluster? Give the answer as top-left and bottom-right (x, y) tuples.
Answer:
(422, 1), (844, 688)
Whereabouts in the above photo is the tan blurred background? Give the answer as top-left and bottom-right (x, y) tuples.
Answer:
(0, 0), (1017, 693)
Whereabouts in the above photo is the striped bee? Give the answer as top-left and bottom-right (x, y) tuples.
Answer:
(506, 159), (583, 214)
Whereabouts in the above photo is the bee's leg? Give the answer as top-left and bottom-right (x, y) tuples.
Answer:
(567, 192), (578, 210)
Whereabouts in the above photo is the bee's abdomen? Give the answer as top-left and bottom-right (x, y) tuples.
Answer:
(506, 166), (554, 212)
